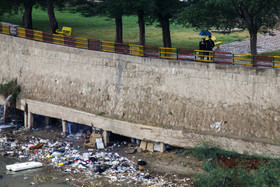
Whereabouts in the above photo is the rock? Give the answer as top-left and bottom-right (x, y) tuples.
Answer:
(153, 142), (161, 152)
(137, 147), (143, 153)
(146, 142), (154, 152)
(126, 148), (136, 154)
(140, 140), (147, 151)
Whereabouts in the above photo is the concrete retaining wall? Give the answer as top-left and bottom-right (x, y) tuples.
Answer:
(1, 34), (280, 156)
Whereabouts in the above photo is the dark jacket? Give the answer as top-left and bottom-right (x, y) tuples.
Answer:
(199, 41), (206, 50)
(206, 39), (215, 50)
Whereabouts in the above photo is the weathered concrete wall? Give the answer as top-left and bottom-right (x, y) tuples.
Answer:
(1, 34), (280, 156)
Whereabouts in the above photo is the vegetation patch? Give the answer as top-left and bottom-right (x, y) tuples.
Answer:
(180, 144), (280, 187)
(262, 50), (280, 56)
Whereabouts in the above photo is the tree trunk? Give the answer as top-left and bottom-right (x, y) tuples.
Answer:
(115, 16), (123, 43)
(238, 2), (258, 55)
(160, 17), (171, 48)
(249, 30), (257, 55)
(47, 0), (58, 34)
(22, 1), (34, 29)
(137, 10), (145, 46)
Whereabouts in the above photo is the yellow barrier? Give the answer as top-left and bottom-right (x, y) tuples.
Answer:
(53, 34), (64, 45)
(33, 30), (43, 41)
(194, 50), (214, 62)
(160, 47), (177, 59)
(17, 27), (26, 38)
(75, 37), (88, 49)
(2, 23), (280, 69)
(101, 41), (115, 52)
(233, 53), (253, 66)
(2, 24), (10, 35)
(273, 56), (280, 68)
(129, 44), (144, 56)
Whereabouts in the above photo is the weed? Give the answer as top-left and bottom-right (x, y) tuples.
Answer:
(97, 112), (106, 116)
(183, 143), (280, 186)
(0, 79), (20, 100)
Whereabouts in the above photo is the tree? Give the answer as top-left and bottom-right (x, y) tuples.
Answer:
(0, 0), (35, 29)
(22, 0), (35, 29)
(46, 0), (58, 33)
(0, 1), (16, 19)
(151, 0), (183, 48)
(72, 0), (127, 43)
(101, 0), (127, 43)
(178, 0), (280, 55)
(126, 0), (155, 46)
(37, 0), (68, 34)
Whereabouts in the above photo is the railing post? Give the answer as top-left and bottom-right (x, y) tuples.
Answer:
(232, 53), (234, 65)
(273, 56), (275, 68)
(159, 47), (161, 58)
(176, 48), (178, 60)
(212, 51), (215, 63)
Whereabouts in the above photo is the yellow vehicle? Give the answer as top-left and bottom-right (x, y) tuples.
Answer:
(56, 26), (72, 37)
(206, 36), (223, 48)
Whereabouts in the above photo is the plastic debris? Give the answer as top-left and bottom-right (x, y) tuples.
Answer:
(6, 162), (43, 171)
(96, 138), (104, 149)
(0, 130), (191, 186)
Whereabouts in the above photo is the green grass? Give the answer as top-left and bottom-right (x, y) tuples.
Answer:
(180, 144), (280, 187)
(262, 50), (280, 56)
(1, 9), (250, 49)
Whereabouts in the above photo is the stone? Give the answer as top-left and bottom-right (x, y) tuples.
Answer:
(146, 142), (154, 152)
(126, 148), (136, 154)
(140, 141), (147, 151)
(153, 142), (161, 152)
(137, 147), (143, 153)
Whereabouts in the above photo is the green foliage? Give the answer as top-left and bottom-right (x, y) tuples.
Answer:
(182, 143), (280, 186)
(262, 50), (280, 56)
(151, 0), (185, 25)
(194, 161), (280, 187)
(0, 79), (20, 99)
(0, 0), (20, 19)
(71, 0), (102, 17)
(177, 0), (280, 54)
(194, 167), (231, 187)
(72, 0), (128, 18)
(178, 0), (280, 31)
(182, 143), (240, 161)
(1, 9), (249, 49)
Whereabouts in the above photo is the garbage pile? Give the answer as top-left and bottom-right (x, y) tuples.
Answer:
(0, 131), (186, 186)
